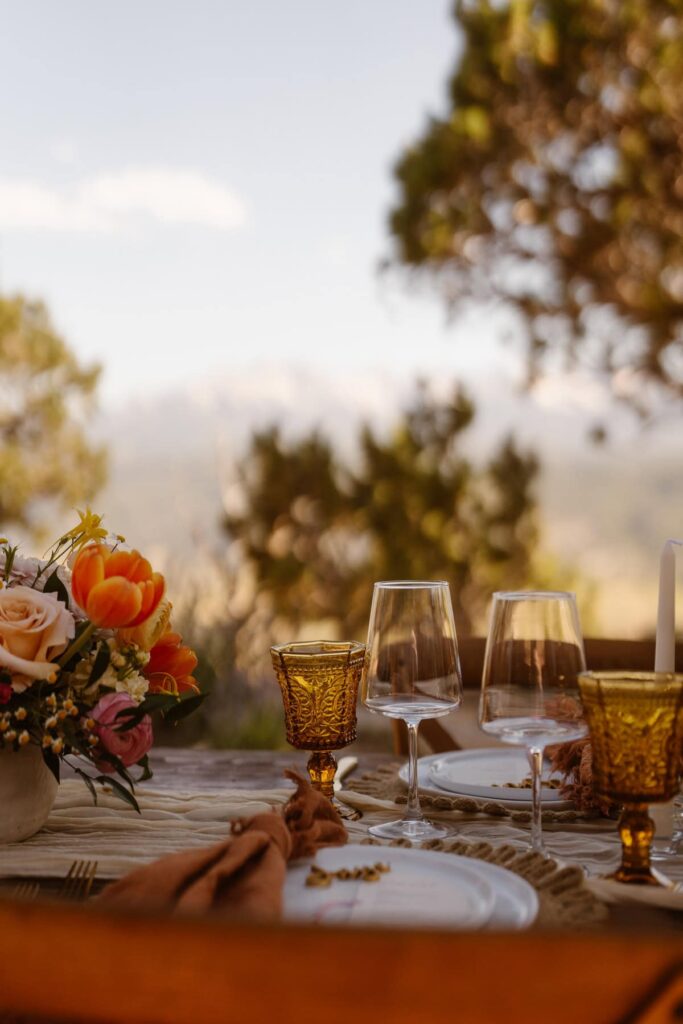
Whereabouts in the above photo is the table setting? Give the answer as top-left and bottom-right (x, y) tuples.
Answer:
(1, 518), (683, 937)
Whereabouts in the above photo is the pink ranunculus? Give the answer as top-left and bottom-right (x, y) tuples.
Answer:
(91, 691), (153, 772)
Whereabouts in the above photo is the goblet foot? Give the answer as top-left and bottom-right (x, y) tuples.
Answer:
(610, 803), (671, 886)
(368, 818), (451, 842)
(306, 750), (337, 800)
(606, 864), (673, 887)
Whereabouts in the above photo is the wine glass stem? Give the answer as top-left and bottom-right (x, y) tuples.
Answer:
(404, 720), (423, 822)
(527, 746), (544, 854)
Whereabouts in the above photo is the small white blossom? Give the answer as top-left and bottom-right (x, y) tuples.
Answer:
(114, 671), (149, 703)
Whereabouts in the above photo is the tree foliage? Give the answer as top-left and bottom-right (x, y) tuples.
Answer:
(0, 294), (106, 533)
(225, 385), (542, 645)
(389, 0), (683, 412)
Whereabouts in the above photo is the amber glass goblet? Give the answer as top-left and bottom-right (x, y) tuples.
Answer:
(579, 671), (683, 886)
(271, 641), (365, 800)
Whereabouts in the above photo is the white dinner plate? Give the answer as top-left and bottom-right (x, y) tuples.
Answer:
(283, 844), (495, 930)
(398, 749), (572, 809)
(283, 844), (538, 930)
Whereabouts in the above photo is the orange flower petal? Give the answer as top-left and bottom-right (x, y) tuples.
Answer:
(86, 578), (142, 628)
(156, 631), (182, 649)
(147, 644), (198, 678)
(105, 549), (152, 584)
(127, 573), (165, 628)
(176, 675), (199, 694)
(71, 545), (106, 610)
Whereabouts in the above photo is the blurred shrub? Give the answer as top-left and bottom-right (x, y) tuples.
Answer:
(0, 294), (105, 536)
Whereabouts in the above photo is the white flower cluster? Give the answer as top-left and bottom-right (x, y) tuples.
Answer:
(68, 640), (150, 703)
(111, 668), (149, 703)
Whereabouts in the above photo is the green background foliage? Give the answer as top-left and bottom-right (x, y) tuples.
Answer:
(0, 295), (106, 535)
(224, 383), (559, 653)
(389, 0), (683, 413)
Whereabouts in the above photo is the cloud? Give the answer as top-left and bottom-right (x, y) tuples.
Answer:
(50, 139), (78, 165)
(0, 167), (247, 232)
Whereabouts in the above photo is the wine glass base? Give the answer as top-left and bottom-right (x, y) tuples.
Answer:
(367, 818), (451, 842)
(650, 837), (683, 861)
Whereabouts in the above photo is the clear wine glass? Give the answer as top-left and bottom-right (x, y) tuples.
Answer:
(362, 581), (463, 841)
(479, 591), (588, 855)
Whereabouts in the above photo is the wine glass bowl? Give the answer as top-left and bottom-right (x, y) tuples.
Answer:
(479, 591), (587, 854)
(271, 640), (365, 799)
(578, 671), (683, 886)
(362, 581), (463, 841)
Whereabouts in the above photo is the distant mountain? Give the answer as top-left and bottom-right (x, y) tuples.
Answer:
(96, 363), (683, 637)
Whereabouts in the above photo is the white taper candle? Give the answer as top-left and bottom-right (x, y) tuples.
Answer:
(655, 539), (682, 673)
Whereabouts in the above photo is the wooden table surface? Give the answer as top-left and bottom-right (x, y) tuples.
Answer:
(112, 746), (390, 792)
(129, 746), (683, 936)
(4, 748), (683, 1024)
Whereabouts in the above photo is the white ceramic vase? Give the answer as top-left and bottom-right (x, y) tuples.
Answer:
(0, 744), (59, 842)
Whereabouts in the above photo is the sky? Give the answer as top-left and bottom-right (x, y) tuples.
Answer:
(0, 0), (511, 401)
(1, 0), (681, 636)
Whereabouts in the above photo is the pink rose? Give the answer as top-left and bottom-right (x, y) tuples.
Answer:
(91, 692), (153, 771)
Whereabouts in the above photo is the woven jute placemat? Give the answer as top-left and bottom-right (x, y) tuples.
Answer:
(352, 762), (599, 824)
(347, 764), (611, 928)
(358, 834), (609, 928)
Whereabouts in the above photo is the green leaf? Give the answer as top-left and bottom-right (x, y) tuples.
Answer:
(137, 754), (153, 782)
(42, 748), (61, 783)
(89, 642), (111, 685)
(43, 569), (70, 608)
(113, 706), (147, 732)
(74, 767), (98, 805)
(114, 761), (136, 790)
(96, 774), (140, 813)
(139, 693), (177, 714)
(60, 620), (98, 671)
(2, 545), (18, 581)
(162, 692), (207, 724)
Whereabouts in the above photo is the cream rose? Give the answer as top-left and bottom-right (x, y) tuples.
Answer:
(0, 585), (75, 690)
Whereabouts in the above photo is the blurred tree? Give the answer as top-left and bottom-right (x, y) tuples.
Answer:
(389, 0), (683, 414)
(0, 294), (106, 534)
(225, 384), (545, 647)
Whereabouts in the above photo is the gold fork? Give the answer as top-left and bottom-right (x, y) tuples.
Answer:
(59, 859), (98, 901)
(10, 881), (40, 901)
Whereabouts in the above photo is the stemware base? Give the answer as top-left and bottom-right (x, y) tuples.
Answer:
(608, 803), (674, 887)
(368, 818), (451, 842)
(605, 865), (673, 888)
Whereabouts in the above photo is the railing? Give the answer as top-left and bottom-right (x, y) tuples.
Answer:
(393, 638), (683, 755)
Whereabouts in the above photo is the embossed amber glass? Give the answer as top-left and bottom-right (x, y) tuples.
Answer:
(579, 671), (683, 886)
(271, 641), (365, 799)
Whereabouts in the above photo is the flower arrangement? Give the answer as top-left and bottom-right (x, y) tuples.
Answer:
(0, 510), (205, 811)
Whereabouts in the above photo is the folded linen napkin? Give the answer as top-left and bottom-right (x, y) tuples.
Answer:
(99, 771), (347, 917)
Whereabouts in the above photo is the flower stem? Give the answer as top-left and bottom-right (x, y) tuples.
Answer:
(58, 621), (98, 669)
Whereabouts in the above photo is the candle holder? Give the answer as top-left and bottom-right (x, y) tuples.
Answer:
(579, 671), (683, 886)
(270, 641), (365, 799)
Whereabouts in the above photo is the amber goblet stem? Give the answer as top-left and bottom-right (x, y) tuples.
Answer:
(307, 750), (337, 800)
(611, 804), (659, 886)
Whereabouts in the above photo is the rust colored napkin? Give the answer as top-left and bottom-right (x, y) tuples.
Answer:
(98, 771), (347, 918)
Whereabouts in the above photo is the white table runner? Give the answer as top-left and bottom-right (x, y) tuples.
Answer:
(0, 779), (291, 878)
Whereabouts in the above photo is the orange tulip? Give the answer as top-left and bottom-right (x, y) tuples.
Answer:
(145, 629), (199, 695)
(71, 544), (165, 630)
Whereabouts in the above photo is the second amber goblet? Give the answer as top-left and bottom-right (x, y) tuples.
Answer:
(579, 671), (683, 886)
(271, 641), (365, 799)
